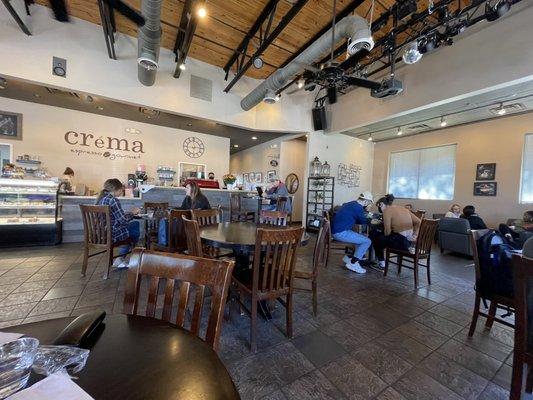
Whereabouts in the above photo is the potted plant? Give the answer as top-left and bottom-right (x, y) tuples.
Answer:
(222, 174), (236, 189)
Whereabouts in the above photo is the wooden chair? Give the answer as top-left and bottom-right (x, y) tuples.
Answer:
(467, 229), (514, 336)
(79, 205), (135, 279)
(414, 210), (426, 220)
(182, 216), (204, 257)
(230, 193), (255, 222)
(191, 207), (221, 226)
(123, 248), (234, 352)
(151, 210), (191, 253)
(511, 254), (533, 399)
(322, 210), (355, 267)
(143, 202), (169, 248)
(384, 219), (439, 288)
(259, 210), (288, 226)
(232, 226), (304, 352)
(295, 219), (329, 316)
(276, 196), (292, 223)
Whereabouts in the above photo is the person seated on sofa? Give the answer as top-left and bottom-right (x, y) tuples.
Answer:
(460, 205), (487, 229)
(445, 203), (461, 218)
(369, 194), (421, 270)
(499, 211), (533, 247)
(331, 191), (373, 274)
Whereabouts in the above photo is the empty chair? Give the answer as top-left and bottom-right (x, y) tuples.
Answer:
(467, 229), (514, 336)
(191, 207), (221, 226)
(294, 219), (329, 316)
(259, 210), (288, 226)
(151, 210), (191, 253)
(182, 216), (204, 257)
(144, 202), (169, 248)
(232, 226), (304, 352)
(123, 248), (234, 351)
(384, 219), (439, 288)
(510, 254), (533, 399)
(230, 193), (255, 222)
(79, 204), (135, 279)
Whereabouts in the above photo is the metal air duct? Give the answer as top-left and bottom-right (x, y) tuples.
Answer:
(240, 14), (373, 111)
(137, 0), (162, 86)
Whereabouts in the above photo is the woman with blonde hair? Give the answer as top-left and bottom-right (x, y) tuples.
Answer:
(445, 203), (461, 218)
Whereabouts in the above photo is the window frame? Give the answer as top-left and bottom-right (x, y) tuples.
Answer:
(386, 143), (457, 200)
(0, 142), (13, 169)
(520, 133), (533, 204)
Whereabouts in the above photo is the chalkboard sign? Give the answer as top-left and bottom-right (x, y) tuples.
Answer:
(0, 111), (22, 140)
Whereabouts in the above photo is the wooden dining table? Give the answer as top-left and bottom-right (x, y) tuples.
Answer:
(3, 314), (240, 400)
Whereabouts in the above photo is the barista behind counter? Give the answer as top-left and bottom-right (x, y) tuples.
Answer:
(58, 167), (88, 196)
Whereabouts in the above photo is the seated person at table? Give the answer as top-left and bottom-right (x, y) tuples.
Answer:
(179, 180), (211, 210)
(331, 191), (373, 274)
(445, 203), (462, 218)
(96, 178), (140, 269)
(369, 194), (421, 270)
(499, 211), (533, 247)
(461, 205), (487, 229)
(263, 176), (291, 213)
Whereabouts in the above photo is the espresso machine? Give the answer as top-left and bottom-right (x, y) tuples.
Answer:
(128, 164), (147, 197)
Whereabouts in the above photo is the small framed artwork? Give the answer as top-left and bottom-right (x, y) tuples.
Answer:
(476, 163), (496, 181)
(267, 170), (276, 181)
(243, 173), (249, 183)
(255, 172), (263, 184)
(249, 172), (255, 183)
(473, 182), (497, 196)
(0, 111), (23, 140)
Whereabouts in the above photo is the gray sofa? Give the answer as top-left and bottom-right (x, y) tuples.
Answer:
(438, 217), (473, 256)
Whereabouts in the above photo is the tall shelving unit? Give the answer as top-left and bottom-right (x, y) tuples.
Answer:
(306, 176), (334, 231)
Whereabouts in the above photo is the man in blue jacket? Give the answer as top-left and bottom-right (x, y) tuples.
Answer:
(331, 191), (373, 273)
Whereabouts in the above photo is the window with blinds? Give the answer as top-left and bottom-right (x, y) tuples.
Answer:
(388, 144), (456, 200)
(521, 134), (533, 203)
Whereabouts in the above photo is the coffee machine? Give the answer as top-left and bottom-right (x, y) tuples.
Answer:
(129, 164), (147, 197)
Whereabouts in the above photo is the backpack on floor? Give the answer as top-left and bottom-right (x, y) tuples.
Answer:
(476, 230), (515, 299)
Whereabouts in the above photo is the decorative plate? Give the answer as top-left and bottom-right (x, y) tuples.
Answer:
(183, 137), (205, 158)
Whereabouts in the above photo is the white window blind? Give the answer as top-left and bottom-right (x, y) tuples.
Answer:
(388, 144), (456, 200)
(521, 134), (533, 203)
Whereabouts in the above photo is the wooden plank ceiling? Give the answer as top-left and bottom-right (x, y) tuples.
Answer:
(34, 0), (457, 80)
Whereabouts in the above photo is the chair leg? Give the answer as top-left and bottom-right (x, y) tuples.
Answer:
(485, 300), (497, 329)
(413, 257), (419, 288)
(468, 294), (481, 337)
(104, 247), (113, 280)
(397, 255), (403, 275)
(526, 364), (533, 393)
(311, 279), (318, 317)
(250, 299), (258, 353)
(384, 249), (390, 277)
(81, 245), (89, 277)
(510, 351), (525, 400)
(426, 256), (431, 285)
(286, 293), (293, 338)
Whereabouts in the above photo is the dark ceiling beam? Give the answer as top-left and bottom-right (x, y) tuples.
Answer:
(1, 0), (31, 35)
(279, 0), (367, 69)
(223, 0), (279, 77)
(223, 0), (309, 93)
(97, 0), (117, 60)
(173, 0), (197, 78)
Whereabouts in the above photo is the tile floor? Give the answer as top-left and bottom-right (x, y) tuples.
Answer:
(0, 241), (526, 400)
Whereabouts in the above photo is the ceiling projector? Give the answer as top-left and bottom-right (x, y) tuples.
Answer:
(371, 78), (403, 98)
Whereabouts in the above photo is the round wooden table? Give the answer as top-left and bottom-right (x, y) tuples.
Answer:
(199, 222), (310, 253)
(3, 314), (240, 400)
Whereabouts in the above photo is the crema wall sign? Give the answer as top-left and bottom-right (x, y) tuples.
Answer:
(183, 137), (205, 158)
(64, 131), (144, 160)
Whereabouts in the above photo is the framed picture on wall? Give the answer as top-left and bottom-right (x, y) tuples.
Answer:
(267, 170), (276, 182)
(0, 111), (22, 140)
(255, 172), (262, 184)
(249, 173), (255, 183)
(243, 173), (249, 183)
(476, 163), (496, 180)
(473, 182), (497, 196)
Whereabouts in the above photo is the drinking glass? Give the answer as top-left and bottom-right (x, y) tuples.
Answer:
(0, 338), (39, 399)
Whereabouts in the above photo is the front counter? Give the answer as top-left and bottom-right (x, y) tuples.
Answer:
(60, 186), (261, 243)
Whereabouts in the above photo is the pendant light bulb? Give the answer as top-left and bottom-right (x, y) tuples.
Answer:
(440, 117), (447, 127)
(397, 127), (403, 136)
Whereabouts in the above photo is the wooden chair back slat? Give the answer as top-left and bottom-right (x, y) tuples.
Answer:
(80, 205), (111, 246)
(253, 227), (304, 293)
(276, 197), (289, 213)
(191, 208), (221, 226)
(415, 219), (439, 256)
(182, 217), (204, 257)
(167, 210), (191, 252)
(313, 220), (330, 274)
(230, 194), (241, 220)
(260, 210), (288, 226)
(123, 249), (234, 351)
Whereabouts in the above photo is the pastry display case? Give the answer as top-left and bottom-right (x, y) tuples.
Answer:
(0, 178), (62, 246)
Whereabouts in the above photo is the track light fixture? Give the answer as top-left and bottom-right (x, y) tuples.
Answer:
(497, 103), (506, 115)
(197, 1), (207, 18)
(402, 42), (422, 65)
(397, 127), (403, 136)
(486, 0), (511, 21)
(253, 57), (264, 69)
(367, 134), (373, 141)
(297, 78), (305, 89)
(179, 63), (186, 71)
(440, 117), (447, 127)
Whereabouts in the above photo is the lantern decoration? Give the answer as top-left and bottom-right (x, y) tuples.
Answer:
(310, 157), (322, 177)
(321, 161), (331, 177)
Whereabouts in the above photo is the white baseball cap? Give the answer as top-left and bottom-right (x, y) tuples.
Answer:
(358, 191), (374, 202)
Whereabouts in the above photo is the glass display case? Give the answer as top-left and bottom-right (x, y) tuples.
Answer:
(0, 178), (62, 246)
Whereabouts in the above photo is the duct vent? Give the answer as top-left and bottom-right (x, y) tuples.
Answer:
(408, 123), (431, 131)
(489, 103), (526, 115)
(45, 87), (80, 99)
(190, 75), (213, 102)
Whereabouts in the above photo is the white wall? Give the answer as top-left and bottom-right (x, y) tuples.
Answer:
(307, 132), (374, 206)
(0, 3), (312, 133)
(0, 97), (229, 190)
(330, 2), (533, 133)
(280, 139), (307, 221)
